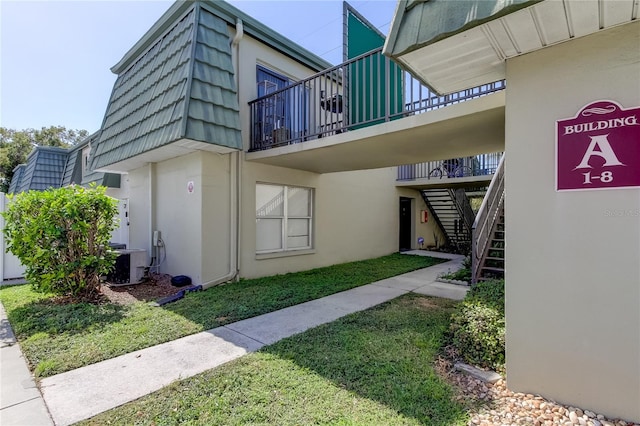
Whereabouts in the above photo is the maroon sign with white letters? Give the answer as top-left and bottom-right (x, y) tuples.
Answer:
(556, 100), (640, 191)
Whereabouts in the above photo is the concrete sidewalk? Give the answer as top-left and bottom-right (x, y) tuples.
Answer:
(3, 252), (466, 425)
(0, 304), (53, 426)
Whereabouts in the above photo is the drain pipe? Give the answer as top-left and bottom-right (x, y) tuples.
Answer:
(148, 163), (156, 267)
(233, 19), (243, 282)
(201, 18), (243, 289)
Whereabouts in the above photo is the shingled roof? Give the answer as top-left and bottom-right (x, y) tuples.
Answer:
(90, 2), (242, 172)
(8, 165), (25, 194)
(12, 146), (69, 193)
(61, 132), (122, 188)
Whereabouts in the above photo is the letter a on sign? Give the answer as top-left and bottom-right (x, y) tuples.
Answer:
(556, 100), (640, 191)
(573, 134), (625, 170)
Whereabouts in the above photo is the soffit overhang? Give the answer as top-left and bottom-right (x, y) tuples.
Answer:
(384, 0), (638, 94)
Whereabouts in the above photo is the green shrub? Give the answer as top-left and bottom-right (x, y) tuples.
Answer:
(2, 185), (118, 299)
(450, 280), (505, 370)
(466, 279), (505, 312)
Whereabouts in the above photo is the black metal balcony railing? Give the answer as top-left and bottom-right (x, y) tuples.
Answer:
(396, 152), (503, 181)
(249, 47), (505, 152)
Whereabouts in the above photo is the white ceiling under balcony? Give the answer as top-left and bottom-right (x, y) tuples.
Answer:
(385, 0), (639, 95)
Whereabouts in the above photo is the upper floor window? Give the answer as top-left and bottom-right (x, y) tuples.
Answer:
(256, 65), (289, 96)
(255, 66), (309, 146)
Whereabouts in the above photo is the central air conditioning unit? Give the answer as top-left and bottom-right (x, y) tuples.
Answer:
(106, 249), (147, 285)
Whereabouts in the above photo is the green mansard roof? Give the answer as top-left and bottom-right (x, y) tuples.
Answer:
(61, 132), (121, 188)
(90, 3), (241, 172)
(91, 0), (332, 172)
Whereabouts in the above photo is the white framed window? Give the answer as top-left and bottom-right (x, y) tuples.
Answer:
(256, 183), (313, 253)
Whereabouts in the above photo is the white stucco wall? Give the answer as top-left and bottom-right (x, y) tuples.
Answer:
(505, 22), (640, 422)
(154, 153), (205, 282)
(128, 165), (152, 258)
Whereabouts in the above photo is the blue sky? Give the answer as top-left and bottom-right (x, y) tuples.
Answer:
(0, 0), (397, 133)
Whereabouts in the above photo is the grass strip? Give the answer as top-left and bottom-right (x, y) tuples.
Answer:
(0, 253), (444, 377)
(82, 294), (467, 426)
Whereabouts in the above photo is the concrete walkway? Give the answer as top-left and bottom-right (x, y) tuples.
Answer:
(1, 251), (466, 426)
(0, 304), (53, 426)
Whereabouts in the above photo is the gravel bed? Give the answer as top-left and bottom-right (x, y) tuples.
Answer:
(442, 362), (638, 426)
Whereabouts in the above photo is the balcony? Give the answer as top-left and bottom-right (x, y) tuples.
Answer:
(247, 47), (506, 173)
(396, 152), (503, 189)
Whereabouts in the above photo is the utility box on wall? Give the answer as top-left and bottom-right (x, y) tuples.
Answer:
(106, 249), (147, 285)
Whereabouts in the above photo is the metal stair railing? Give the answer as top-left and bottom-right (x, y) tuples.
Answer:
(449, 188), (475, 236)
(472, 154), (505, 284)
(249, 45), (506, 151)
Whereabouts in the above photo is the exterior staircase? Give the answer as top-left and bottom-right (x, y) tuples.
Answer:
(420, 188), (474, 253)
(472, 154), (505, 283)
(477, 208), (505, 280)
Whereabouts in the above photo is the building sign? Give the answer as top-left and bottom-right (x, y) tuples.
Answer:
(556, 100), (640, 191)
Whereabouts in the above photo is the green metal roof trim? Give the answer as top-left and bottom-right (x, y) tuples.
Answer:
(91, 4), (242, 170)
(16, 146), (69, 193)
(383, 0), (543, 58)
(81, 170), (121, 188)
(111, 0), (331, 75)
(8, 165), (25, 194)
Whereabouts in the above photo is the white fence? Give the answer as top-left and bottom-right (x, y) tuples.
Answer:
(0, 193), (26, 282)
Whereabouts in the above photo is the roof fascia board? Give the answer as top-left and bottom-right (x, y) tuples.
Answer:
(382, 0), (408, 57)
(200, 1), (332, 71)
(112, 1), (196, 74)
(384, 0), (543, 58)
(69, 131), (99, 153)
(112, 0), (332, 76)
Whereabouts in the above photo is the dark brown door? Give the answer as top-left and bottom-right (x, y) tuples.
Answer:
(399, 197), (412, 251)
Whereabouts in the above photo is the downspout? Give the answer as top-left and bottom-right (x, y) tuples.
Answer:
(149, 163), (156, 268)
(201, 18), (243, 289)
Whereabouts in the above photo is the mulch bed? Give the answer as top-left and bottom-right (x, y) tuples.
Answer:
(100, 273), (182, 305)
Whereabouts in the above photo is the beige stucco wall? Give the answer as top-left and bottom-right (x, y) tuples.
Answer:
(240, 162), (426, 279)
(154, 153), (204, 282)
(232, 30), (322, 152)
(200, 152), (234, 284)
(232, 29), (412, 278)
(121, 25), (454, 285)
(125, 152), (235, 285)
(399, 188), (446, 250)
(505, 22), (640, 422)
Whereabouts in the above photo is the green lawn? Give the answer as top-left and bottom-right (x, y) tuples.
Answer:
(82, 294), (467, 426)
(0, 253), (444, 378)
